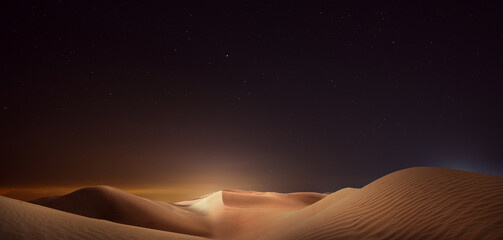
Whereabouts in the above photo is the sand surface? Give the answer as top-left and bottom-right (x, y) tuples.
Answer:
(2, 167), (503, 240)
(262, 167), (503, 240)
(0, 196), (206, 240)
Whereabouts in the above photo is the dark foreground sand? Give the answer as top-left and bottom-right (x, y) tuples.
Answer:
(1, 167), (503, 240)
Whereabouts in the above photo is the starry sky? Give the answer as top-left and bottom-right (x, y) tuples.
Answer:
(1, 1), (503, 202)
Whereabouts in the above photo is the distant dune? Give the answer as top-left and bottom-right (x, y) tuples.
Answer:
(28, 186), (325, 239)
(30, 185), (212, 238)
(1, 167), (503, 240)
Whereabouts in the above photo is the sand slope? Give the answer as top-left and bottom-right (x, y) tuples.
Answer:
(31, 186), (211, 238)
(30, 186), (325, 240)
(3, 167), (502, 240)
(0, 196), (206, 240)
(183, 190), (327, 240)
(262, 167), (503, 240)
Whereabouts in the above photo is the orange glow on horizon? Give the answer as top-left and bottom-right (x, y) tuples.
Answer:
(0, 184), (230, 203)
(0, 160), (275, 203)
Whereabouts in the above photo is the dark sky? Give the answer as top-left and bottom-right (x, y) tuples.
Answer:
(1, 1), (503, 201)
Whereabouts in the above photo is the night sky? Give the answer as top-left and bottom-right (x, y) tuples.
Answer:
(2, 1), (503, 202)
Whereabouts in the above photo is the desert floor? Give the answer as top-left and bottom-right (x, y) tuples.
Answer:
(1, 167), (503, 240)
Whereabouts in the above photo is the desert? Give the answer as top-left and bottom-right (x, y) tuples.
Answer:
(2, 167), (503, 240)
(4, 1), (503, 239)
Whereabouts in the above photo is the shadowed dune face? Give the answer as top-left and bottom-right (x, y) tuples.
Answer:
(3, 167), (503, 240)
(28, 186), (328, 240)
(0, 196), (207, 240)
(29, 186), (327, 239)
(31, 185), (212, 238)
(31, 186), (121, 221)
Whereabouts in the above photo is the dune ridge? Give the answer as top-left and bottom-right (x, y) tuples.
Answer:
(261, 167), (503, 240)
(28, 186), (326, 239)
(2, 167), (503, 240)
(30, 185), (212, 238)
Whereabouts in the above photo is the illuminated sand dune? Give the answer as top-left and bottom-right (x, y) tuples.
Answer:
(27, 186), (325, 239)
(262, 167), (503, 240)
(1, 167), (503, 240)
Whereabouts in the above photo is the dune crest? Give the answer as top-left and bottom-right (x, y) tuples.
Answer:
(28, 186), (326, 239)
(30, 185), (212, 238)
(2, 167), (503, 240)
(262, 167), (503, 240)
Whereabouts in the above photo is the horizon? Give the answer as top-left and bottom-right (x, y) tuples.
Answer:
(1, 166), (500, 203)
(2, 2), (503, 202)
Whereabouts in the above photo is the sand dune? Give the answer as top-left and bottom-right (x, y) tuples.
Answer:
(2, 167), (503, 240)
(221, 189), (327, 209)
(262, 167), (503, 240)
(0, 196), (206, 240)
(31, 185), (212, 238)
(181, 190), (327, 240)
(30, 187), (325, 239)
